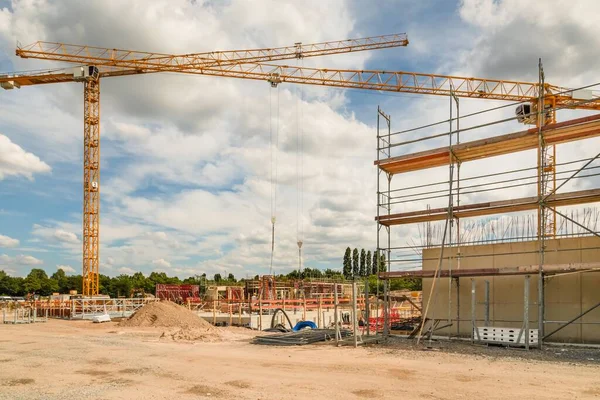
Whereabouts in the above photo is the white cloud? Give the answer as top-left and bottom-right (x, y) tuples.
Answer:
(0, 234), (19, 248)
(458, 0), (600, 86)
(118, 267), (136, 275)
(0, 134), (50, 181)
(0, 254), (43, 266)
(152, 258), (172, 269)
(16, 255), (43, 265)
(53, 229), (79, 244)
(57, 265), (76, 274)
(32, 225), (80, 245)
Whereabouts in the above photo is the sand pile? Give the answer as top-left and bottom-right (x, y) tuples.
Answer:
(120, 301), (220, 342)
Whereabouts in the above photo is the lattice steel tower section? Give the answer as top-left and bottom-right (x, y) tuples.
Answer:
(82, 73), (100, 296)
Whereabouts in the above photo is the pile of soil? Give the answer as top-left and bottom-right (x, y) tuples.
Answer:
(160, 327), (222, 342)
(120, 301), (220, 342)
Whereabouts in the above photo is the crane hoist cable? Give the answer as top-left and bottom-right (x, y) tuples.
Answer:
(296, 71), (305, 272)
(269, 85), (280, 275)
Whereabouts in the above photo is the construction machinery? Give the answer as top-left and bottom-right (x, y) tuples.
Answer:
(1, 33), (598, 295)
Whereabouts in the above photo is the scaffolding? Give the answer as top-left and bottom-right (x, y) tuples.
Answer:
(375, 77), (600, 347)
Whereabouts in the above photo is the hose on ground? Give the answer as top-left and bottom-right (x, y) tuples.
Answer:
(270, 308), (294, 331)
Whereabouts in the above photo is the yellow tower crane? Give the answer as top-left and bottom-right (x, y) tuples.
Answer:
(0, 33), (409, 296)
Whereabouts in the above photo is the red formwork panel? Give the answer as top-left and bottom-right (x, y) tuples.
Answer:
(226, 286), (244, 301)
(155, 284), (200, 303)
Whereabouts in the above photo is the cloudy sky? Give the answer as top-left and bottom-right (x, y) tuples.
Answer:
(0, 0), (598, 278)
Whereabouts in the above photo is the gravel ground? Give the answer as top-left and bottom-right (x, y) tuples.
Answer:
(376, 335), (600, 366)
(0, 320), (599, 400)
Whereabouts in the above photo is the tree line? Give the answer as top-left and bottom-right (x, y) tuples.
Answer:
(0, 269), (238, 298)
(343, 248), (386, 279)
(0, 254), (420, 298)
(0, 267), (347, 298)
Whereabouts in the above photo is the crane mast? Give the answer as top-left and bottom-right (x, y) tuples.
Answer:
(83, 75), (100, 296)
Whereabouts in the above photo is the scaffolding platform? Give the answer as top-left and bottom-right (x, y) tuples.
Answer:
(375, 114), (600, 175)
(376, 188), (600, 225)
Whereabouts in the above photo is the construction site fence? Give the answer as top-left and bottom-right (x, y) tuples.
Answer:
(0, 298), (159, 319)
(188, 296), (366, 313)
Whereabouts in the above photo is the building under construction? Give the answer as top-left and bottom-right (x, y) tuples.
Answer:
(375, 76), (600, 347)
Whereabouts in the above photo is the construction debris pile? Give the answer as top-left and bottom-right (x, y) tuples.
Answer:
(120, 301), (221, 342)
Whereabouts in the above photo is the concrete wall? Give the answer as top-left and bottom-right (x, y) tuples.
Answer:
(421, 236), (600, 343)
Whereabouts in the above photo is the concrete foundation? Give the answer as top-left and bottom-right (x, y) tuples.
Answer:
(196, 309), (342, 330)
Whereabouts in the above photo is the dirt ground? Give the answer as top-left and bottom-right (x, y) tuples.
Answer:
(0, 320), (599, 400)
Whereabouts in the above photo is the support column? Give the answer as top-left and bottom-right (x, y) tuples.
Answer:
(352, 282), (358, 348)
(83, 78), (100, 297)
(455, 277), (460, 337)
(334, 283), (340, 345)
(536, 59), (547, 349)
(484, 280), (490, 326)
(524, 275), (530, 351)
(471, 279), (476, 344)
(365, 277), (370, 336)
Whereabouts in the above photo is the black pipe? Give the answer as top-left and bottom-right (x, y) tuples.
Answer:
(269, 308), (294, 331)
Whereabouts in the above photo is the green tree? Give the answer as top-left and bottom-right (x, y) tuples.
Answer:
(0, 270), (22, 295)
(372, 251), (378, 275)
(352, 248), (359, 278)
(359, 249), (366, 276)
(323, 268), (343, 280)
(227, 273), (236, 282)
(110, 275), (133, 298)
(286, 270), (300, 280)
(343, 247), (352, 279)
(131, 272), (147, 293)
(43, 278), (59, 295)
(214, 273), (222, 283)
(67, 275), (83, 294)
(367, 274), (384, 293)
(390, 277), (422, 291)
(301, 268), (323, 280)
(51, 269), (69, 293)
(379, 253), (387, 273)
(0, 270), (7, 294)
(24, 269), (47, 294)
(366, 250), (372, 276)
(99, 274), (112, 295)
